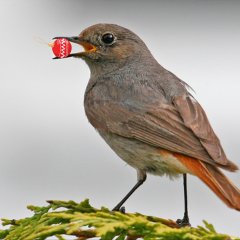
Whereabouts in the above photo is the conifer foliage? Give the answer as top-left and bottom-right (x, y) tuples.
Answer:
(0, 199), (238, 240)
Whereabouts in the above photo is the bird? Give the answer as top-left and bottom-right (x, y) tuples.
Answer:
(53, 23), (240, 226)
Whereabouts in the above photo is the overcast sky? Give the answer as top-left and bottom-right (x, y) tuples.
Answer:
(0, 0), (240, 238)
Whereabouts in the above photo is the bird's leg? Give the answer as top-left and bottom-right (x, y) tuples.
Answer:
(176, 174), (191, 227)
(112, 171), (147, 212)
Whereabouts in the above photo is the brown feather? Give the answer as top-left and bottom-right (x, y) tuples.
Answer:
(174, 95), (227, 165)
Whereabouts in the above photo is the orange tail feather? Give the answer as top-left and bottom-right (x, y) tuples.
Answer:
(174, 153), (240, 211)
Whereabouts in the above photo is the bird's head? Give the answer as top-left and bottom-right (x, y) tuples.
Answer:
(53, 23), (150, 75)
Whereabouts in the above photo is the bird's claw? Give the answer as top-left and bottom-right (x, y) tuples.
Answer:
(112, 206), (126, 214)
(176, 218), (191, 227)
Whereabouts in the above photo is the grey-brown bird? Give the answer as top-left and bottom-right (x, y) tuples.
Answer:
(54, 23), (240, 226)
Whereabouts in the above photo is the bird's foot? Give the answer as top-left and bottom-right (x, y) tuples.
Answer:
(112, 206), (126, 214)
(176, 216), (191, 227)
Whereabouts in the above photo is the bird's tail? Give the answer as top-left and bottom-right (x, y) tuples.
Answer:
(175, 154), (240, 211)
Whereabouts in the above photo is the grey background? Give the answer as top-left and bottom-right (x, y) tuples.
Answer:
(1, 0), (240, 238)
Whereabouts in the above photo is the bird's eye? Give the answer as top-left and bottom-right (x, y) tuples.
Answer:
(102, 33), (115, 44)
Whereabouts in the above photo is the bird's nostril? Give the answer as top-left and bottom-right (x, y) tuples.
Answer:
(73, 36), (79, 40)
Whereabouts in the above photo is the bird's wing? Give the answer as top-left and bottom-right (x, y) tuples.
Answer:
(172, 94), (227, 165)
(86, 95), (230, 168)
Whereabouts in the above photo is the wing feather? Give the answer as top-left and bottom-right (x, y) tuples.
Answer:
(173, 95), (227, 165)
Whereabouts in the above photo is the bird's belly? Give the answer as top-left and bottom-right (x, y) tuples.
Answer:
(98, 130), (192, 179)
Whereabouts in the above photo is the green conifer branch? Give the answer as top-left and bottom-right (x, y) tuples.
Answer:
(0, 199), (239, 240)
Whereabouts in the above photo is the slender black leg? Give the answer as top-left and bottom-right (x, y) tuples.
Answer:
(176, 174), (191, 227)
(112, 174), (146, 212)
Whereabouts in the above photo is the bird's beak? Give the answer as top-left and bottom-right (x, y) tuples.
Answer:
(52, 36), (97, 59)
